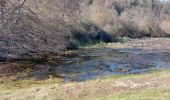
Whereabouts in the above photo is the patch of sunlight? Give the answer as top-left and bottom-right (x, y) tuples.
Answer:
(95, 85), (170, 100)
(102, 69), (170, 81)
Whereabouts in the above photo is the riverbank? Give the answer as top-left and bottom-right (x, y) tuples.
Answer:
(1, 38), (170, 99)
(82, 38), (170, 53)
(1, 69), (170, 100)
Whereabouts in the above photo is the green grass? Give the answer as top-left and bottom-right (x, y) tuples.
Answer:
(86, 69), (170, 83)
(95, 85), (170, 100)
(79, 42), (107, 49)
(94, 69), (170, 100)
(79, 37), (129, 49)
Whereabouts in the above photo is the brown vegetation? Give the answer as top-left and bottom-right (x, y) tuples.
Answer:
(1, 70), (170, 100)
(0, 0), (170, 58)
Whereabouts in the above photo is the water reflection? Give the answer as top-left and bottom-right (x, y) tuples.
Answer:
(9, 48), (170, 82)
(46, 48), (170, 82)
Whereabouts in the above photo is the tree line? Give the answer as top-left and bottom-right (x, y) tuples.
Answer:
(0, 0), (170, 58)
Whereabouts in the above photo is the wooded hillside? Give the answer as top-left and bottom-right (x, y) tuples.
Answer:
(0, 0), (170, 58)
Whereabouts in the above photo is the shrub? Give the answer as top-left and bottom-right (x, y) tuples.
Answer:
(160, 19), (170, 35)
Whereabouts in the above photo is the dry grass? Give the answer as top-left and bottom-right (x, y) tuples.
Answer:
(0, 69), (170, 100)
(160, 20), (170, 34)
(96, 85), (170, 100)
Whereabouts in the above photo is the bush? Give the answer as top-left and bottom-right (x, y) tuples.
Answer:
(0, 0), (170, 59)
(160, 19), (170, 35)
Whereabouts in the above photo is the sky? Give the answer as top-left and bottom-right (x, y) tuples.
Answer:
(160, 0), (169, 2)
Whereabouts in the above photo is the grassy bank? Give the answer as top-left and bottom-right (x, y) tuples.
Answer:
(95, 70), (170, 100)
(0, 69), (170, 100)
(96, 85), (170, 100)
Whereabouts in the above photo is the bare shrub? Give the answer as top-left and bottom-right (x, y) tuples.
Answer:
(160, 19), (170, 34)
(1, 0), (170, 59)
(80, 0), (170, 37)
(0, 0), (82, 58)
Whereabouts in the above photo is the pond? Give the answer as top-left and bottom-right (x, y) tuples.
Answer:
(4, 47), (169, 82)
(36, 47), (169, 82)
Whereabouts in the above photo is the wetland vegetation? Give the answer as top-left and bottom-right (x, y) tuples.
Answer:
(0, 0), (170, 100)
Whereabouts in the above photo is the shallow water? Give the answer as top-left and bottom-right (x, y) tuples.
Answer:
(7, 47), (169, 82)
(38, 48), (170, 82)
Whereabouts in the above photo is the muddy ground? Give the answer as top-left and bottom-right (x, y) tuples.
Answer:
(0, 38), (170, 81)
(0, 38), (170, 100)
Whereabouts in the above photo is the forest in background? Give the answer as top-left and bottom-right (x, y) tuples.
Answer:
(0, 0), (170, 59)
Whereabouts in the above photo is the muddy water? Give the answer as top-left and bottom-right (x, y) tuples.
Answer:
(38, 48), (169, 82)
(7, 48), (169, 82)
